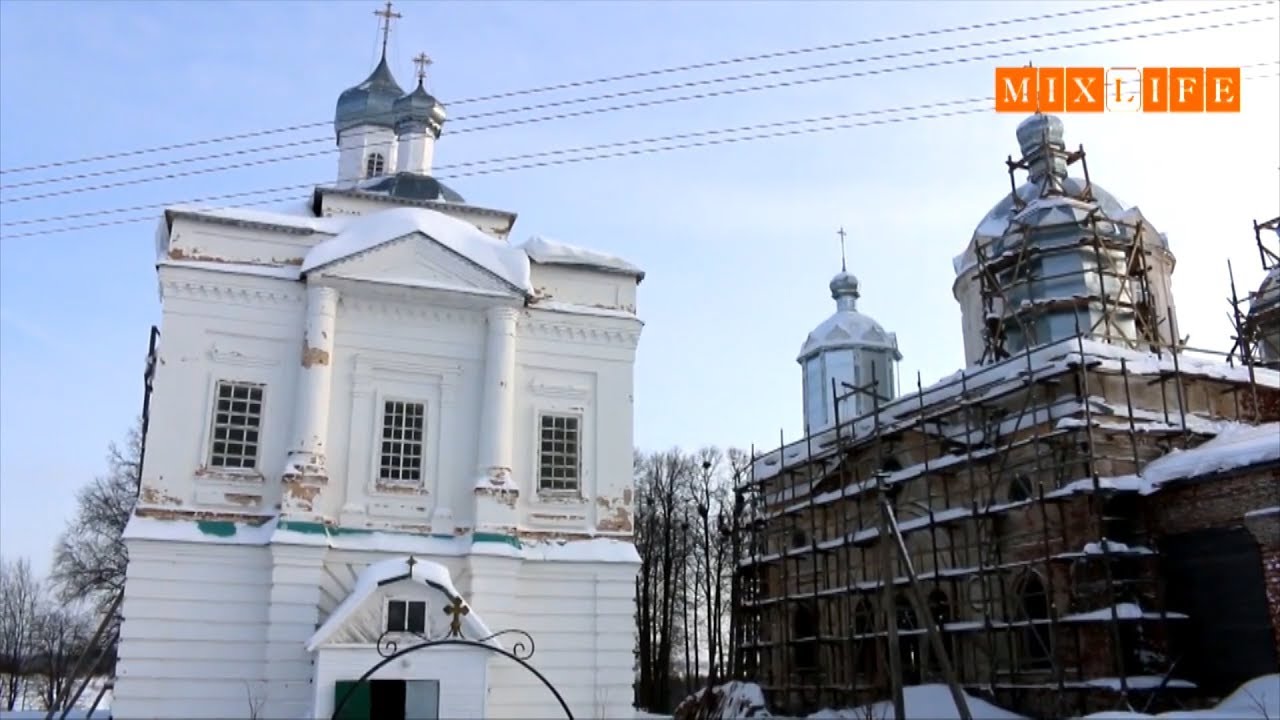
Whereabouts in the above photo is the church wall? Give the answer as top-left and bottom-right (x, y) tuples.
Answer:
(141, 265), (305, 516)
(311, 646), (489, 718)
(529, 263), (639, 314)
(477, 558), (639, 719)
(164, 215), (320, 268)
(324, 297), (487, 533)
(515, 309), (639, 538)
(113, 537), (271, 719)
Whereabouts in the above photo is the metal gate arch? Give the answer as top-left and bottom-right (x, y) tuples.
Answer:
(329, 627), (573, 720)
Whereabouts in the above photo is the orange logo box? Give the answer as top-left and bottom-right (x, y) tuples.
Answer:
(995, 67), (1240, 113)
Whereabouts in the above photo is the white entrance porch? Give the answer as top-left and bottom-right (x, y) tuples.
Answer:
(306, 556), (494, 719)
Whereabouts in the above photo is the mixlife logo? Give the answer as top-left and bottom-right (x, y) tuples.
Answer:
(994, 66), (1242, 113)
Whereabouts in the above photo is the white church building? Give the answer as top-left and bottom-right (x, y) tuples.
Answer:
(113, 15), (645, 720)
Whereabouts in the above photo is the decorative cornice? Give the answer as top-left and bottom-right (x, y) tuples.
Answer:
(517, 317), (640, 348)
(315, 186), (517, 223)
(160, 277), (305, 306)
(166, 209), (322, 237)
(338, 296), (486, 325)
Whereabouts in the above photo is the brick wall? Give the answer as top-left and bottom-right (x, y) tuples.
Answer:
(1146, 468), (1280, 536)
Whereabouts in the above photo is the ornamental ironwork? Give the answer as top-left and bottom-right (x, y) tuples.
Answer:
(329, 558), (572, 720)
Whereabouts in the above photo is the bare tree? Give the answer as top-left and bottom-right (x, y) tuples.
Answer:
(635, 448), (697, 711)
(30, 603), (94, 711)
(0, 557), (43, 710)
(51, 420), (140, 611)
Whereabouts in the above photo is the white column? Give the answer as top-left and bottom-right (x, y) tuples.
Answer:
(474, 305), (519, 535)
(283, 285), (338, 515)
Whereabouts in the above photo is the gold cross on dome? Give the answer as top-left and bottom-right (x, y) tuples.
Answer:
(412, 52), (433, 84)
(374, 1), (402, 57)
(443, 596), (470, 637)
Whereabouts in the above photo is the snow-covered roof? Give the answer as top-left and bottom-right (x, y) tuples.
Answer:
(753, 336), (1280, 483)
(158, 205), (643, 293)
(1138, 421), (1279, 491)
(798, 271), (900, 361)
(798, 309), (900, 361)
(520, 235), (644, 281)
(305, 555), (494, 652)
(301, 207), (532, 293)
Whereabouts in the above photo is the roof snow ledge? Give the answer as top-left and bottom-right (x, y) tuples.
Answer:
(520, 235), (645, 282)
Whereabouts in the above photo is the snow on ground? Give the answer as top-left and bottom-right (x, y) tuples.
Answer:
(806, 685), (1027, 720)
(1082, 674), (1280, 720)
(669, 681), (1025, 720)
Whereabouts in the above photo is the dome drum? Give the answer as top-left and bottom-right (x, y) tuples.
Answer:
(953, 113), (1180, 366)
(1249, 266), (1280, 367)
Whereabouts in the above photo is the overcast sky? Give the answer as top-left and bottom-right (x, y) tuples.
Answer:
(1, 0), (1276, 574)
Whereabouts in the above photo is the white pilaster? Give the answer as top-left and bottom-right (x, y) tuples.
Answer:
(474, 305), (520, 535)
(262, 542), (328, 720)
(283, 285), (338, 518)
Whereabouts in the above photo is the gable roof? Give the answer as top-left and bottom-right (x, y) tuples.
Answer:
(306, 555), (495, 652)
(301, 207), (532, 294)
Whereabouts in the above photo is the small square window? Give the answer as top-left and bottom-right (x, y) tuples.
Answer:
(538, 413), (580, 493)
(208, 380), (265, 469)
(386, 599), (427, 634)
(379, 400), (426, 485)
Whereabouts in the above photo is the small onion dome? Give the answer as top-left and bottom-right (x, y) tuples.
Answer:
(1015, 112), (1066, 158)
(334, 55), (405, 138)
(829, 270), (860, 301)
(393, 79), (447, 138)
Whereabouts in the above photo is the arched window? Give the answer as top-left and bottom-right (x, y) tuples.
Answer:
(365, 152), (386, 178)
(926, 589), (954, 674)
(1008, 474), (1034, 504)
(1015, 572), (1052, 668)
(895, 593), (922, 685)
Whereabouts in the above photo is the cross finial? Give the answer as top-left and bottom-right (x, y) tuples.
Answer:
(412, 52), (433, 85)
(443, 596), (470, 638)
(406, 555), (417, 570)
(837, 227), (848, 272)
(374, 1), (402, 59)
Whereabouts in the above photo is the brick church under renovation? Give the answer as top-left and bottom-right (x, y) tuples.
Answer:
(730, 113), (1280, 719)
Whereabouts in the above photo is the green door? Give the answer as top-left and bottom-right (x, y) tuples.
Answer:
(333, 680), (372, 720)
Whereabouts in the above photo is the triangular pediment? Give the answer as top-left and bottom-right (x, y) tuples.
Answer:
(312, 232), (520, 296)
(307, 556), (495, 651)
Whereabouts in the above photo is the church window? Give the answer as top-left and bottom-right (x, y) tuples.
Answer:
(804, 357), (826, 429)
(365, 152), (386, 178)
(379, 400), (426, 485)
(386, 599), (427, 634)
(208, 380), (264, 469)
(538, 413), (580, 493)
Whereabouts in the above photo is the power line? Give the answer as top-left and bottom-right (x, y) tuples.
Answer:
(3, 67), (1275, 241)
(5, 1), (1268, 195)
(3, 32), (1274, 233)
(3, 0), (1263, 197)
(0, 0), (1164, 177)
(2, 8), (1272, 205)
